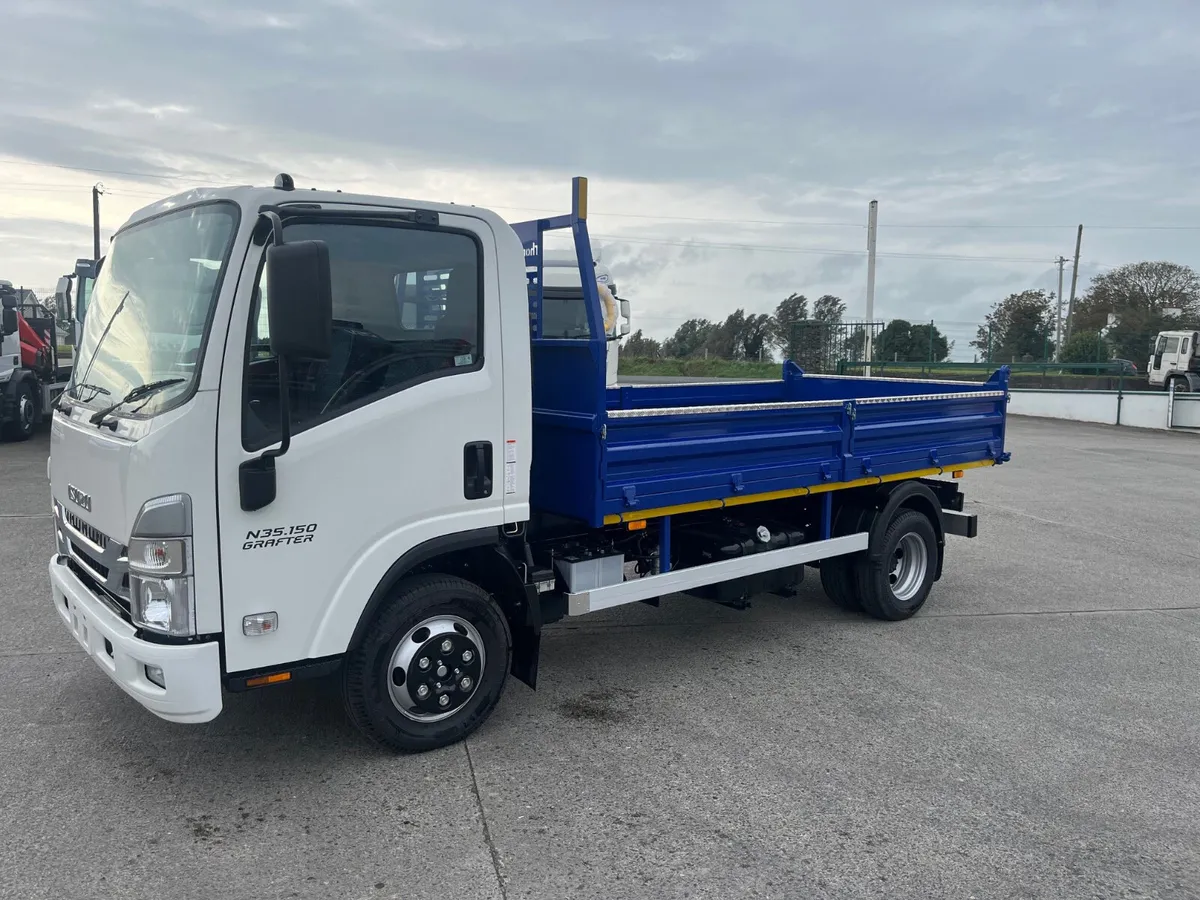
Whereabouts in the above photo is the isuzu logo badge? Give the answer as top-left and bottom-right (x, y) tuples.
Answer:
(67, 485), (92, 512)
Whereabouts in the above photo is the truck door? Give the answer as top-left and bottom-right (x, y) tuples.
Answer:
(215, 212), (507, 674)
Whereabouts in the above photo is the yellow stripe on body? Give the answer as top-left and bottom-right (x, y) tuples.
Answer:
(602, 459), (995, 526)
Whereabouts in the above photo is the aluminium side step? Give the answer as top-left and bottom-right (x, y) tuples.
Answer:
(566, 532), (870, 616)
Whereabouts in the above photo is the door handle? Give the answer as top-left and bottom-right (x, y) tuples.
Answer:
(463, 441), (493, 500)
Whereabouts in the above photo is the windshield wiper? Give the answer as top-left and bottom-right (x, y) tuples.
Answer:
(56, 381), (110, 412)
(72, 383), (112, 400)
(74, 290), (129, 391)
(89, 379), (186, 427)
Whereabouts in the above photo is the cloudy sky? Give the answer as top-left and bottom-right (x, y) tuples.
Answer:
(4, 0), (1200, 359)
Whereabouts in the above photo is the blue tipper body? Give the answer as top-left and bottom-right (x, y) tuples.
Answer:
(512, 178), (1011, 530)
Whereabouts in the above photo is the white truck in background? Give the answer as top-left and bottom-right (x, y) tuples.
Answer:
(540, 250), (630, 385)
(1148, 329), (1200, 392)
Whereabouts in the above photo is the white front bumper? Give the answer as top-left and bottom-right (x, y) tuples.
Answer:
(49, 555), (223, 724)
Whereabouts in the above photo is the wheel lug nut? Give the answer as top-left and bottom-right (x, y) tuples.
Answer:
(462, 649), (474, 663)
(416, 684), (430, 699)
(438, 694), (450, 707)
(418, 657), (430, 670)
(460, 676), (473, 690)
(441, 639), (453, 653)
(437, 665), (448, 678)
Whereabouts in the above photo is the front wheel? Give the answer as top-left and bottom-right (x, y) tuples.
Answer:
(342, 574), (512, 753)
(2, 381), (37, 441)
(1171, 377), (1191, 394)
(853, 508), (938, 621)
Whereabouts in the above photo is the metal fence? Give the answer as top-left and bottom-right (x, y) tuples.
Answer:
(788, 320), (884, 375)
(835, 360), (1148, 391)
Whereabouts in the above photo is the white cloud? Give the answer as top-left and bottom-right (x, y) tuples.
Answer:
(2, 0), (1200, 356)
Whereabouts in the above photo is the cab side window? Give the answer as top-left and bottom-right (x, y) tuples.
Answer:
(242, 222), (482, 450)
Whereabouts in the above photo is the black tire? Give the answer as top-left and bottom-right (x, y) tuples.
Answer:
(342, 574), (512, 753)
(2, 381), (37, 442)
(820, 555), (863, 612)
(1171, 376), (1190, 394)
(853, 508), (938, 621)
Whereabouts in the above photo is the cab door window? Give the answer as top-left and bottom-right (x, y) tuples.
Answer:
(242, 221), (482, 450)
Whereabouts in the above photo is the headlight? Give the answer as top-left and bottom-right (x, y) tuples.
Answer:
(129, 574), (195, 637)
(128, 494), (195, 637)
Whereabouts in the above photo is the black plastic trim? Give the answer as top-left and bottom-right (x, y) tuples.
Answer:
(257, 204), (441, 229)
(828, 480), (948, 581)
(942, 509), (978, 539)
(346, 527), (502, 652)
(224, 654), (343, 691)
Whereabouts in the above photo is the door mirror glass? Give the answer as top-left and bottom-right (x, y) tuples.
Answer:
(1, 307), (15, 336)
(265, 240), (333, 361)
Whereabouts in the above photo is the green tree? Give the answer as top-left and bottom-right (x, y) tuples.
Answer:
(621, 329), (662, 358)
(971, 289), (1055, 362)
(1070, 261), (1200, 362)
(876, 319), (951, 362)
(1058, 330), (1106, 365)
(703, 309), (776, 360)
(770, 293), (809, 361)
(740, 312), (774, 361)
(662, 318), (718, 358)
(813, 294), (846, 324)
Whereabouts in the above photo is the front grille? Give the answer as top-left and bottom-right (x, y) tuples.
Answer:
(59, 508), (129, 604)
(66, 557), (132, 621)
(70, 541), (109, 579)
(64, 509), (107, 549)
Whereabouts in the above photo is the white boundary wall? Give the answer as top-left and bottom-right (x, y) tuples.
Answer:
(1008, 389), (1200, 431)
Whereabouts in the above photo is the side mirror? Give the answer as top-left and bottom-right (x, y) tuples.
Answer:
(266, 240), (333, 361)
(239, 239), (333, 513)
(1, 307), (15, 337)
(1, 293), (15, 310)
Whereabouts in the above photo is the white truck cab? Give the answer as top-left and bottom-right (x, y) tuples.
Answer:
(1147, 329), (1200, 392)
(49, 179), (536, 734)
(539, 250), (630, 385)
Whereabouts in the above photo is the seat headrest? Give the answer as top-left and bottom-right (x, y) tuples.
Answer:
(435, 265), (478, 343)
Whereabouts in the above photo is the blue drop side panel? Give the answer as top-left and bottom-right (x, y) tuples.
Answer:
(530, 364), (1010, 528)
(602, 405), (845, 514)
(529, 339), (607, 524)
(848, 395), (1007, 480)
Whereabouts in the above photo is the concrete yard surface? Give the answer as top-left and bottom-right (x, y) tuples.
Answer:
(1, 417), (1198, 899)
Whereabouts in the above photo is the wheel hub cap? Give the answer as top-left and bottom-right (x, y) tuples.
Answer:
(387, 615), (485, 722)
(888, 532), (928, 603)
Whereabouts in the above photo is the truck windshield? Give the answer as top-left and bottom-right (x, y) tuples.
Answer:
(67, 202), (238, 416)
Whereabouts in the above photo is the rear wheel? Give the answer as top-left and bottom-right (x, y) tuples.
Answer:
(342, 574), (512, 753)
(820, 555), (862, 612)
(2, 381), (36, 441)
(853, 508), (938, 621)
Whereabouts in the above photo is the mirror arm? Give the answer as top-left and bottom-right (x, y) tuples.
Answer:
(261, 210), (284, 247)
(265, 355), (292, 462)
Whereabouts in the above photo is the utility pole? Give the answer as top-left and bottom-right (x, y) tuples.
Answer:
(1064, 225), (1083, 344)
(1054, 255), (1066, 360)
(864, 199), (878, 376)
(91, 183), (104, 260)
